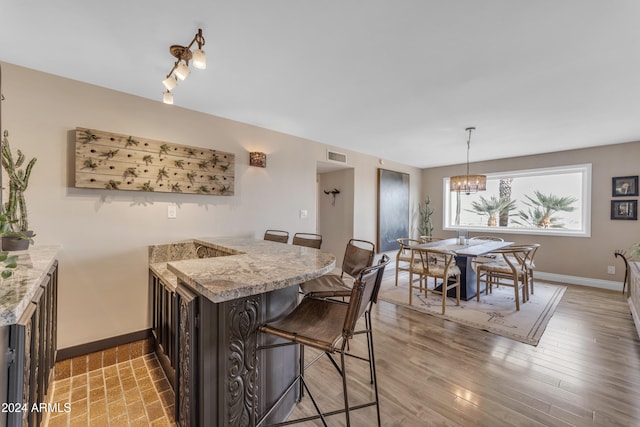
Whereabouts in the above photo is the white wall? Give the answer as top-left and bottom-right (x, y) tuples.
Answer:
(1, 62), (422, 348)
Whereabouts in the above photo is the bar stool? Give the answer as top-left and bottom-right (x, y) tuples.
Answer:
(253, 255), (390, 426)
(299, 239), (375, 297)
(264, 229), (289, 243)
(292, 232), (323, 249)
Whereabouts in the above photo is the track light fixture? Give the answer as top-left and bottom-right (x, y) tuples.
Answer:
(162, 28), (206, 104)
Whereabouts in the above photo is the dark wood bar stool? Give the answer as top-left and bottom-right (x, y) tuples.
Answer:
(299, 239), (375, 297)
(292, 232), (323, 249)
(253, 255), (390, 426)
(264, 229), (289, 243)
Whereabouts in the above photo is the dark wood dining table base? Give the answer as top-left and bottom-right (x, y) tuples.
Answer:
(435, 255), (484, 301)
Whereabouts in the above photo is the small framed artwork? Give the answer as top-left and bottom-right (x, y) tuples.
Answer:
(612, 176), (638, 196)
(611, 200), (637, 220)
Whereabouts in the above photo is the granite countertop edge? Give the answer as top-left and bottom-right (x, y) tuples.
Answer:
(150, 237), (336, 304)
(0, 245), (62, 327)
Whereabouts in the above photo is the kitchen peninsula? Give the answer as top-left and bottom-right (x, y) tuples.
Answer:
(149, 237), (335, 427)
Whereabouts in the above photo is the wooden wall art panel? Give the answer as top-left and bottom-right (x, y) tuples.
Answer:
(74, 127), (235, 195)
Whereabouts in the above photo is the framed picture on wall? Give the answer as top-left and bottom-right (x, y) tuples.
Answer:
(611, 200), (637, 220)
(377, 169), (410, 252)
(612, 176), (638, 196)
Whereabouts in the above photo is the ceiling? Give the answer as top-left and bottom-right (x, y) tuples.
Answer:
(2, 1), (640, 168)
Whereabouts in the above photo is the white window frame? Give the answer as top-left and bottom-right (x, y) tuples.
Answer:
(443, 163), (592, 237)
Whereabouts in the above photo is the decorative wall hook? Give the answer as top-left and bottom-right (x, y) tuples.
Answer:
(324, 188), (340, 206)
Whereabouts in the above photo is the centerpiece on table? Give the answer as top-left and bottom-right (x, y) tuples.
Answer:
(1, 130), (37, 251)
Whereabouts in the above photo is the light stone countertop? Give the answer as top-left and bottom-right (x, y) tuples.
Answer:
(149, 237), (336, 303)
(0, 245), (62, 326)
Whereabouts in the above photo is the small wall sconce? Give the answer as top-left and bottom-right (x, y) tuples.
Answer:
(249, 152), (267, 168)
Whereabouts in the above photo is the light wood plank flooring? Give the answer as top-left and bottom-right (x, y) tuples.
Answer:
(286, 271), (640, 426)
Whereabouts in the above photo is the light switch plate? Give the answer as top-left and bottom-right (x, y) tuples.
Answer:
(168, 205), (177, 219)
(300, 209), (308, 219)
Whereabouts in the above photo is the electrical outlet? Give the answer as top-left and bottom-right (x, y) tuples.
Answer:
(168, 205), (177, 219)
(607, 265), (616, 275)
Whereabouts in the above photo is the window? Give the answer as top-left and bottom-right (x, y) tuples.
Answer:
(443, 164), (592, 237)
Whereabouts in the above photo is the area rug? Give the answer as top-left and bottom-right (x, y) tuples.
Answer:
(378, 275), (566, 345)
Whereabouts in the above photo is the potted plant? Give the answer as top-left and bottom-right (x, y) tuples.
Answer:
(418, 196), (434, 239)
(1, 130), (36, 250)
(0, 212), (18, 277)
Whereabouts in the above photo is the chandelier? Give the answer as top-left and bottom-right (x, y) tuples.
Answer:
(449, 127), (487, 194)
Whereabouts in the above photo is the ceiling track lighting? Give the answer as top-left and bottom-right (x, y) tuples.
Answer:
(162, 28), (206, 104)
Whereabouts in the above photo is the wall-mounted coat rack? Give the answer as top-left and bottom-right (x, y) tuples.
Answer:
(324, 188), (340, 206)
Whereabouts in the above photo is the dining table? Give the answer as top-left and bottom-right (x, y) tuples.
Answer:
(408, 238), (513, 301)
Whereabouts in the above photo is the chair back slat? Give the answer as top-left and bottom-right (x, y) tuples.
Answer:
(342, 255), (390, 338)
(341, 239), (375, 278)
(415, 248), (456, 276)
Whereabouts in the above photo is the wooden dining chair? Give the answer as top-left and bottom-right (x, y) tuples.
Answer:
(470, 236), (505, 266)
(395, 238), (422, 287)
(409, 247), (461, 314)
(476, 245), (535, 310)
(469, 236), (504, 242)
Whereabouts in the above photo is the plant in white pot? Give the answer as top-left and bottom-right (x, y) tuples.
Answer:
(1, 130), (36, 250)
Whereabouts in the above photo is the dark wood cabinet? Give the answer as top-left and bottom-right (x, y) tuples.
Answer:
(5, 261), (58, 427)
(150, 270), (299, 427)
(150, 272), (177, 388)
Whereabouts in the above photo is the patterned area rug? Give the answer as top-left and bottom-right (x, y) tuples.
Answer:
(378, 275), (566, 345)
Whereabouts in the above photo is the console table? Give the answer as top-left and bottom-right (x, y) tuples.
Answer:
(149, 237), (335, 427)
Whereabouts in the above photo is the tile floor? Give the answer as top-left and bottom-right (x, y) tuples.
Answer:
(45, 353), (176, 426)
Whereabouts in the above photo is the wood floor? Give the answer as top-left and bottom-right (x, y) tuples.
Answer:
(286, 271), (640, 426)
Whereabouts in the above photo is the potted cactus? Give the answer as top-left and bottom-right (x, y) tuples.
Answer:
(1, 130), (36, 250)
(0, 212), (18, 277)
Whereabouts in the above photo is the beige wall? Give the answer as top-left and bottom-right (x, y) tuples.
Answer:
(318, 169), (354, 267)
(422, 141), (640, 284)
(1, 62), (422, 349)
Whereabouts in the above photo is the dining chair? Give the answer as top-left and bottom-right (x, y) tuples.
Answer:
(409, 247), (461, 314)
(511, 243), (540, 296)
(469, 236), (504, 241)
(253, 255), (390, 427)
(395, 238), (422, 287)
(419, 235), (444, 243)
(469, 236), (505, 266)
(299, 239), (375, 297)
(292, 232), (323, 249)
(263, 229), (289, 243)
(476, 245), (535, 310)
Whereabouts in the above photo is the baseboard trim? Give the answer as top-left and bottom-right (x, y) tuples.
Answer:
(389, 262), (624, 292)
(535, 271), (623, 291)
(57, 329), (152, 362)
